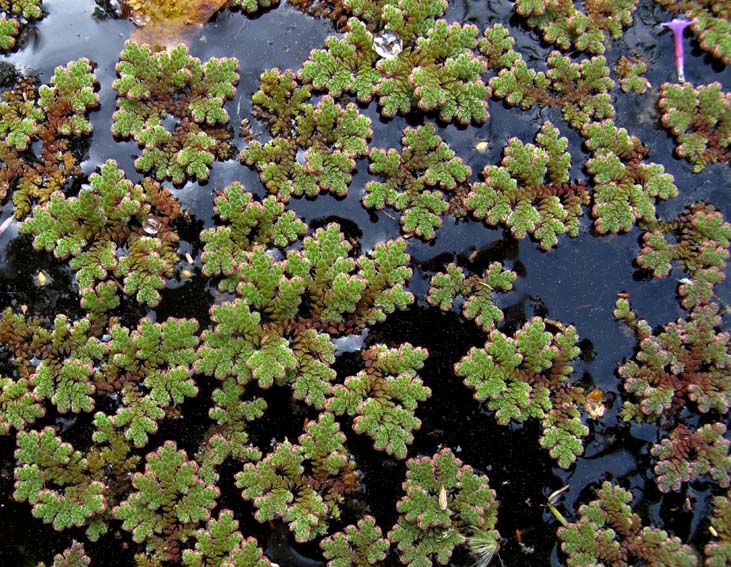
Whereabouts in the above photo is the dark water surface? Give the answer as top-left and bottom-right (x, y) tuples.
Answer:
(0, 0), (730, 566)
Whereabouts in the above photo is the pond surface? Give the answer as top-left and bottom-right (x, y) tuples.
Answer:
(0, 1), (729, 566)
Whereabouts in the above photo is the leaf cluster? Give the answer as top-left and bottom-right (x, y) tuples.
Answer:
(0, 0), (42, 51)
(464, 121), (589, 249)
(241, 69), (372, 201)
(659, 81), (731, 172)
(454, 317), (588, 468)
(21, 160), (181, 309)
(364, 123), (471, 239)
(655, 0), (731, 64)
(558, 481), (698, 567)
(112, 41), (238, 183)
(388, 448), (500, 567)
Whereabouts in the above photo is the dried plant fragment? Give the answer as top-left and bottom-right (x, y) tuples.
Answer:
(388, 448), (500, 567)
(0, 59), (98, 219)
(113, 41), (238, 183)
(659, 82), (731, 172)
(464, 122), (589, 250)
(242, 69), (371, 201)
(651, 422), (731, 493)
(235, 412), (359, 542)
(559, 482), (698, 566)
(364, 123), (471, 240)
(514, 0), (638, 54)
(427, 262), (516, 332)
(454, 317), (587, 468)
(327, 343), (430, 459)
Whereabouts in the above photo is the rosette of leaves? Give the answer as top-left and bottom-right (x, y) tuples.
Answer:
(363, 123), (471, 239)
(197, 223), (413, 407)
(21, 159), (181, 309)
(489, 51), (614, 131)
(464, 122), (589, 250)
(320, 515), (389, 567)
(200, 181), (307, 293)
(0, 0), (42, 51)
(654, 0), (731, 64)
(230, 0), (278, 14)
(114, 441), (219, 562)
(299, 0), (490, 124)
(454, 317), (588, 468)
(514, 0), (637, 55)
(616, 56), (650, 94)
(583, 120), (678, 234)
(235, 412), (359, 542)
(327, 343), (430, 459)
(636, 203), (731, 309)
(427, 262), (516, 331)
(182, 509), (272, 567)
(241, 69), (372, 201)
(388, 448), (500, 567)
(112, 41), (238, 183)
(651, 423), (731, 493)
(614, 297), (731, 421)
(707, 490), (731, 566)
(100, 317), (199, 448)
(558, 481), (698, 567)
(0, 59), (98, 218)
(14, 427), (107, 538)
(658, 82), (731, 172)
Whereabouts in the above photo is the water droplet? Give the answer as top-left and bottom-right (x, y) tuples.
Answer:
(142, 216), (162, 235)
(295, 148), (307, 166)
(374, 32), (402, 60)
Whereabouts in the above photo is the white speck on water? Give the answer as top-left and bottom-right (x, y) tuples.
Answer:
(142, 216), (162, 235)
(374, 32), (402, 59)
(332, 329), (369, 354)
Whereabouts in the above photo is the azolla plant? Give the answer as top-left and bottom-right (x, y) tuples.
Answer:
(1, 1), (731, 567)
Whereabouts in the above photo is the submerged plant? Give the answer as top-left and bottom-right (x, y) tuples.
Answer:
(463, 121), (589, 250)
(427, 262), (516, 332)
(363, 123), (471, 239)
(558, 481), (698, 566)
(514, 0), (637, 54)
(241, 69), (372, 201)
(658, 82), (731, 172)
(300, 0), (490, 124)
(21, 159), (181, 308)
(454, 317), (588, 468)
(112, 41), (238, 183)
(388, 448), (500, 567)
(0, 58), (98, 218)
(327, 343), (430, 459)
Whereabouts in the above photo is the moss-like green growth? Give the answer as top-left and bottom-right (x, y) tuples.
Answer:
(0, 0), (42, 51)
(21, 159), (181, 309)
(464, 122), (589, 249)
(241, 69), (372, 201)
(389, 447), (500, 567)
(659, 82), (731, 172)
(0, 59), (98, 218)
(514, 0), (637, 54)
(455, 317), (587, 468)
(707, 490), (731, 566)
(112, 41), (238, 183)
(616, 56), (650, 94)
(320, 515), (389, 567)
(364, 123), (471, 239)
(38, 541), (91, 567)
(300, 0), (490, 124)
